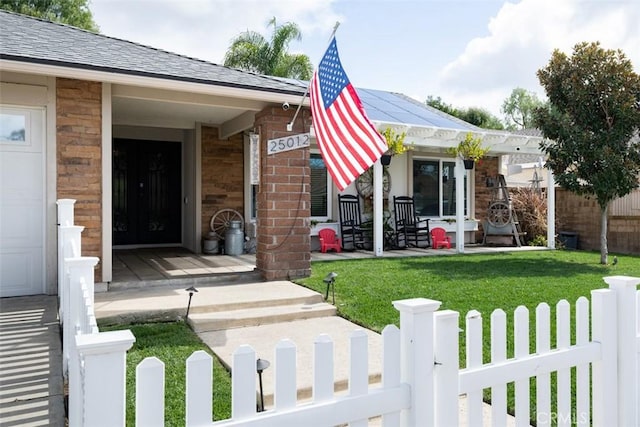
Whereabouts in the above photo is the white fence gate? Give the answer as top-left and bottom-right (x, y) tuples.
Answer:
(59, 200), (640, 427)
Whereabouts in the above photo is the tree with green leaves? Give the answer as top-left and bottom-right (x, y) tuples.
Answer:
(224, 17), (313, 80)
(501, 87), (546, 130)
(0, 0), (98, 32)
(458, 107), (505, 130)
(426, 96), (504, 130)
(425, 95), (458, 116)
(535, 41), (640, 264)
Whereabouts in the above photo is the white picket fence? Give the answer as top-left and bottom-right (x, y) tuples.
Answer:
(58, 200), (640, 427)
(57, 199), (136, 427)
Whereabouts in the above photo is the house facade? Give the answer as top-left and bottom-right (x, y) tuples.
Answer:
(0, 11), (549, 298)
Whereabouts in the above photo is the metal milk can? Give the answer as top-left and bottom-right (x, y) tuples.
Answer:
(224, 220), (244, 256)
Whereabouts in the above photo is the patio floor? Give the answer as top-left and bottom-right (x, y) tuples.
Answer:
(111, 245), (547, 288)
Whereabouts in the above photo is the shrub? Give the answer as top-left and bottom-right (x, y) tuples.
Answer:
(510, 188), (551, 244)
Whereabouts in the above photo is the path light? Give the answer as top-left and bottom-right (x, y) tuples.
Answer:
(185, 286), (198, 319)
(256, 358), (270, 412)
(323, 272), (338, 304)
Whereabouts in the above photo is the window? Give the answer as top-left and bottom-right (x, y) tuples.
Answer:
(412, 158), (467, 217)
(0, 111), (27, 144)
(250, 185), (258, 219)
(310, 153), (330, 219)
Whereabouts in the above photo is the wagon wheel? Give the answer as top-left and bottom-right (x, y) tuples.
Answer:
(209, 209), (244, 238)
(487, 201), (512, 227)
(355, 167), (391, 199)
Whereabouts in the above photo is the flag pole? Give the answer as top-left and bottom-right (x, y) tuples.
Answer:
(287, 21), (341, 132)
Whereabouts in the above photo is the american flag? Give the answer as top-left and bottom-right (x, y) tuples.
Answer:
(309, 37), (388, 192)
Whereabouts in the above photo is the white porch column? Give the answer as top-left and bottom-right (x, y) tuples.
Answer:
(455, 157), (465, 253)
(547, 168), (556, 249)
(373, 160), (384, 256)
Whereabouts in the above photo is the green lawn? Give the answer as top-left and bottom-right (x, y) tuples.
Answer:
(297, 250), (638, 334)
(295, 249), (640, 422)
(101, 321), (232, 426)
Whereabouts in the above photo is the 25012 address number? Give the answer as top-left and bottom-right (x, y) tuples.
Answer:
(267, 133), (310, 155)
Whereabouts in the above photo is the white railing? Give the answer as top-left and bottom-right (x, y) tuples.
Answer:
(58, 198), (638, 426)
(57, 199), (135, 427)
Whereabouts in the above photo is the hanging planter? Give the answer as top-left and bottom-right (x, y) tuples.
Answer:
(380, 154), (392, 166)
(379, 127), (413, 164)
(447, 132), (490, 170)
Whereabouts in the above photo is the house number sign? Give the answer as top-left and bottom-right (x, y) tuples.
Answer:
(267, 133), (310, 155)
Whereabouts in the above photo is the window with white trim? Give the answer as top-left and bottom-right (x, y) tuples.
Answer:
(412, 158), (467, 217)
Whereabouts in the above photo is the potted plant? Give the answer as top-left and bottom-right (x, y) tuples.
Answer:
(447, 132), (489, 169)
(380, 127), (412, 165)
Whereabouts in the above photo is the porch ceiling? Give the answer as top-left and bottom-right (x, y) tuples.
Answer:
(112, 84), (271, 135)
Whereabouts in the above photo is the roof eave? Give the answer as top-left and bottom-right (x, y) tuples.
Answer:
(0, 57), (308, 104)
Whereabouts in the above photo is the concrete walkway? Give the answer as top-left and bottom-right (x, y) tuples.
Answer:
(0, 296), (65, 427)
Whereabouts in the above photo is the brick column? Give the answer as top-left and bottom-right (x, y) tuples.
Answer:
(254, 107), (312, 280)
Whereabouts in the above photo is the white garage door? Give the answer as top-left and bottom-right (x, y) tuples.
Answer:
(0, 106), (45, 297)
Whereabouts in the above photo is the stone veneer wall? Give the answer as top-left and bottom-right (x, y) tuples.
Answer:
(56, 78), (103, 279)
(254, 107), (313, 280)
(201, 127), (244, 238)
(555, 188), (640, 254)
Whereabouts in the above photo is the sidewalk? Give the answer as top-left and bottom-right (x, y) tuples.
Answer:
(0, 295), (65, 427)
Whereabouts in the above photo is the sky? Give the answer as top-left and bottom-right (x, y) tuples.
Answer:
(90, 0), (640, 120)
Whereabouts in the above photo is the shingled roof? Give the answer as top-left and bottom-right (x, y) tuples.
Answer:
(0, 10), (306, 96)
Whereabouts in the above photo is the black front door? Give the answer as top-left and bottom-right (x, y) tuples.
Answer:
(113, 139), (181, 245)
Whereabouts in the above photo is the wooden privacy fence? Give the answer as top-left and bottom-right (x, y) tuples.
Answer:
(58, 198), (639, 426)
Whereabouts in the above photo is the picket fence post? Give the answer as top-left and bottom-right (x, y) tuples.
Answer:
(56, 199), (75, 323)
(66, 256), (100, 427)
(60, 225), (85, 377)
(186, 350), (213, 426)
(393, 297), (441, 427)
(76, 330), (136, 427)
(136, 357), (165, 427)
(590, 288), (618, 427)
(434, 310), (459, 426)
(604, 275), (640, 426)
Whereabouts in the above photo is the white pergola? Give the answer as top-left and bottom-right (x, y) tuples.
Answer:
(367, 122), (555, 255)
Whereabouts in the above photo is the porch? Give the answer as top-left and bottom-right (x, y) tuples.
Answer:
(109, 245), (549, 289)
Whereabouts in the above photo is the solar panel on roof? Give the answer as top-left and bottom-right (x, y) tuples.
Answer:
(358, 89), (475, 130)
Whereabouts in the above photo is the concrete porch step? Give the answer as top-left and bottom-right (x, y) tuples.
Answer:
(94, 280), (326, 325)
(187, 302), (337, 332)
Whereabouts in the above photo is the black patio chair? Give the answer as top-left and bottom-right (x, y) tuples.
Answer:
(393, 196), (431, 248)
(338, 194), (366, 251)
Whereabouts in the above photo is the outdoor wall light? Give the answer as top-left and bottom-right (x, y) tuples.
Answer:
(256, 358), (270, 412)
(323, 272), (338, 304)
(185, 286), (198, 319)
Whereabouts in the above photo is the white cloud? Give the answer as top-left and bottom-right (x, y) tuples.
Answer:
(435, 0), (640, 118)
(91, 0), (342, 63)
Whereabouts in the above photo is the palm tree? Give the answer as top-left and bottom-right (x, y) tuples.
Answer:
(223, 17), (313, 80)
